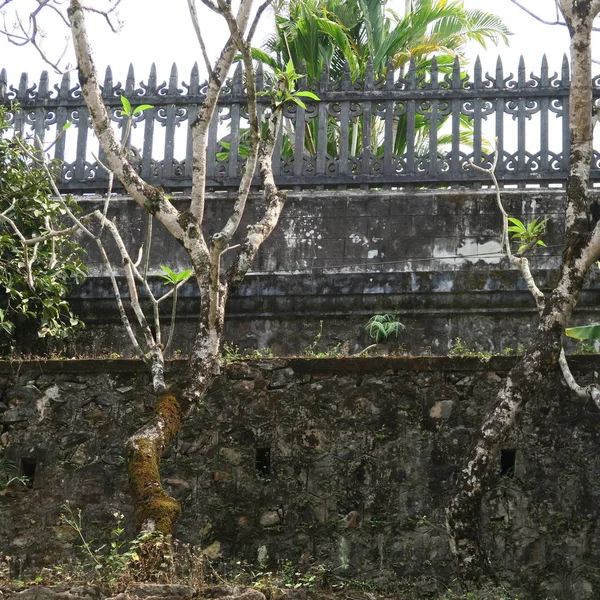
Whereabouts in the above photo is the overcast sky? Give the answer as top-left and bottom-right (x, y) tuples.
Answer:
(0, 1), (583, 86)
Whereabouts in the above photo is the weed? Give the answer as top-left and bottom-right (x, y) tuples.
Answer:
(573, 341), (597, 355)
(364, 314), (405, 343)
(435, 584), (525, 599)
(222, 343), (242, 362)
(222, 343), (274, 362)
(0, 459), (29, 490)
(449, 338), (492, 361)
(60, 503), (174, 583)
(302, 320), (324, 355)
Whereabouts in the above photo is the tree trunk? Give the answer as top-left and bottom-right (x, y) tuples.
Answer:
(125, 390), (184, 535)
(125, 294), (224, 536)
(446, 0), (600, 583)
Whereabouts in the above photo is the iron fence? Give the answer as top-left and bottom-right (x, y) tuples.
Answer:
(0, 55), (589, 192)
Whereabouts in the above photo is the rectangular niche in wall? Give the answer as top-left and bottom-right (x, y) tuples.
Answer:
(21, 457), (37, 486)
(500, 449), (516, 478)
(255, 447), (271, 477)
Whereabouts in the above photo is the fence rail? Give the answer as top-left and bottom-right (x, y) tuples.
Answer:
(0, 56), (593, 192)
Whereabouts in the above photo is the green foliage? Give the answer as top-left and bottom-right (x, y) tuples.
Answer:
(566, 324), (600, 341)
(222, 342), (274, 362)
(506, 216), (547, 253)
(266, 0), (510, 81)
(0, 459), (29, 489)
(435, 586), (522, 600)
(0, 105), (86, 345)
(264, 60), (320, 109)
(60, 503), (172, 583)
(364, 314), (405, 343)
(449, 337), (491, 360)
(157, 265), (192, 286)
(572, 340), (597, 355)
(119, 95), (154, 118)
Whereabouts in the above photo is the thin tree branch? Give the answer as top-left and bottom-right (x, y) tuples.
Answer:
(509, 0), (600, 31)
(187, 0), (214, 78)
(247, 0), (273, 44)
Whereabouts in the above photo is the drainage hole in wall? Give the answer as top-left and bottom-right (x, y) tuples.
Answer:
(255, 447), (271, 477)
(21, 458), (37, 486)
(500, 449), (516, 478)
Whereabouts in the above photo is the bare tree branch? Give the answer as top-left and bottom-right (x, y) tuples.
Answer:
(187, 0), (214, 78)
(68, 0), (185, 243)
(509, 0), (600, 30)
(248, 0), (273, 44)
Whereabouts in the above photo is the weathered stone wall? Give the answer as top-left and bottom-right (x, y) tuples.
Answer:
(2, 359), (600, 599)
(28, 189), (599, 358)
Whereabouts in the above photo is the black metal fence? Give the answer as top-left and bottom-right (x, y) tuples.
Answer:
(0, 56), (590, 192)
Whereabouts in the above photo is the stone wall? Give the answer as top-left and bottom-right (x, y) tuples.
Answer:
(2, 359), (600, 599)
(25, 189), (599, 358)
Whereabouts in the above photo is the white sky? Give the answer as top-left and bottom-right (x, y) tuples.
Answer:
(0, 1), (582, 86)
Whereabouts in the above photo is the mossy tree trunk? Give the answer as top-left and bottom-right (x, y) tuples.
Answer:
(125, 390), (184, 535)
(446, 0), (600, 583)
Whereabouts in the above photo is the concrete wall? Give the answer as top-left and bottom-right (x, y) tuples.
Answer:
(23, 188), (596, 358)
(2, 359), (600, 598)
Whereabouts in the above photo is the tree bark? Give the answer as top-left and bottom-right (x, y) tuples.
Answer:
(446, 0), (600, 584)
(125, 390), (184, 535)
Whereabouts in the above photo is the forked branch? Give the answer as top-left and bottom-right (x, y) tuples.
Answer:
(469, 148), (600, 407)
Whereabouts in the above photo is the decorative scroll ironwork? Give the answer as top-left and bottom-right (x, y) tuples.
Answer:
(0, 55), (585, 192)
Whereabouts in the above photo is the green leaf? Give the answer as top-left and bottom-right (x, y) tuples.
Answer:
(158, 265), (192, 285)
(565, 324), (600, 340)
(294, 90), (320, 101)
(132, 104), (154, 115)
(292, 97), (307, 109)
(120, 95), (132, 116)
(62, 121), (72, 131)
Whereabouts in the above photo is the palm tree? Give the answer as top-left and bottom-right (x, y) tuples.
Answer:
(266, 0), (510, 80)
(257, 0), (509, 163)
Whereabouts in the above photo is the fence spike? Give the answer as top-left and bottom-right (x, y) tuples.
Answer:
(406, 56), (416, 87)
(299, 59), (307, 89)
(541, 55), (548, 84)
(474, 56), (482, 87)
(190, 62), (200, 93)
(430, 56), (438, 88)
(342, 60), (351, 89)
(255, 60), (264, 92)
(17, 71), (28, 103)
(452, 55), (461, 88)
(38, 71), (49, 99)
(495, 56), (504, 86)
(103, 66), (113, 97)
(319, 62), (329, 93)
(365, 58), (374, 89)
(232, 61), (243, 94)
(386, 58), (394, 88)
(518, 55), (526, 87)
(169, 62), (178, 93)
(148, 63), (157, 92)
(562, 54), (570, 83)
(59, 71), (70, 97)
(126, 63), (135, 95)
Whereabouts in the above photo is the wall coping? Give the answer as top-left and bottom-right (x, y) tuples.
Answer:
(0, 355), (597, 376)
